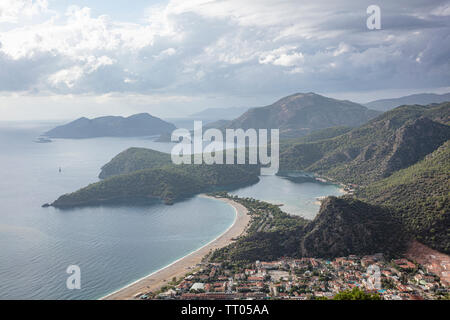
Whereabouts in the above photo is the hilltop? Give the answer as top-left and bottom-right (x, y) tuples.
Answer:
(45, 113), (176, 139)
(99, 148), (172, 179)
(221, 93), (380, 139)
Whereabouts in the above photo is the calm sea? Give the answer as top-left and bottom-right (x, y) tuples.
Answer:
(231, 175), (344, 220)
(0, 121), (342, 299)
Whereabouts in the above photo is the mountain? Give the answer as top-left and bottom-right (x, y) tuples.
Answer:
(366, 93), (450, 111)
(357, 141), (450, 253)
(44, 113), (176, 138)
(221, 93), (381, 139)
(212, 103), (449, 260)
(49, 148), (260, 208)
(212, 138), (448, 260)
(279, 102), (450, 185)
(210, 196), (407, 262)
(298, 197), (407, 258)
(190, 107), (250, 120)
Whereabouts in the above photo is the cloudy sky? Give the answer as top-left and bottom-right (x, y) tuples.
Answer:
(0, 0), (449, 120)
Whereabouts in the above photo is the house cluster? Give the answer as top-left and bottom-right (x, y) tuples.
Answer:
(143, 254), (449, 300)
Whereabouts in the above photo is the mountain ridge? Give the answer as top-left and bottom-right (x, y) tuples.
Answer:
(366, 92), (450, 111)
(220, 92), (381, 139)
(279, 102), (450, 185)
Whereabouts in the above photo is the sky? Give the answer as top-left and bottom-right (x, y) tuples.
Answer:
(0, 0), (449, 120)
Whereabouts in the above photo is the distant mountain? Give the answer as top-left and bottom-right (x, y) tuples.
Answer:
(280, 102), (450, 185)
(190, 107), (250, 120)
(365, 93), (450, 111)
(45, 113), (176, 139)
(222, 93), (381, 139)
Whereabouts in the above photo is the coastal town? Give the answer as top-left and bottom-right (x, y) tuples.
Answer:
(103, 194), (450, 301)
(141, 254), (449, 300)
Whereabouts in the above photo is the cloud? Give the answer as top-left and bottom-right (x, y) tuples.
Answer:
(48, 55), (115, 88)
(431, 3), (450, 16)
(0, 0), (49, 23)
(0, 0), (448, 99)
(259, 46), (304, 69)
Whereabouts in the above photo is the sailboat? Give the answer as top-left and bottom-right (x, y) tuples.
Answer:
(34, 136), (52, 143)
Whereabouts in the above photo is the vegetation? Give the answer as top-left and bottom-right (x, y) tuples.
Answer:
(276, 102), (449, 255)
(208, 194), (308, 262)
(209, 194), (407, 262)
(52, 164), (259, 208)
(99, 148), (172, 179)
(357, 141), (450, 253)
(332, 287), (381, 300)
(51, 102), (449, 260)
(281, 126), (352, 145)
(211, 104), (449, 259)
(299, 196), (408, 258)
(279, 103), (450, 185)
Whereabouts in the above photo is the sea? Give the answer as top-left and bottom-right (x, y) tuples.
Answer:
(0, 121), (343, 299)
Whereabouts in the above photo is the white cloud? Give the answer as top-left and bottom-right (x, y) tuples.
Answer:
(48, 66), (84, 88)
(0, 5), (157, 60)
(0, 0), (49, 23)
(333, 43), (352, 57)
(259, 46), (304, 69)
(47, 55), (115, 88)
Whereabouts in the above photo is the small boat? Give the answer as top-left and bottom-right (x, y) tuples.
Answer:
(34, 137), (52, 143)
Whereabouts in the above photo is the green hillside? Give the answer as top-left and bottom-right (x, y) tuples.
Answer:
(279, 103), (450, 185)
(210, 195), (407, 262)
(357, 141), (450, 253)
(298, 197), (407, 258)
(99, 148), (172, 179)
(51, 164), (260, 208)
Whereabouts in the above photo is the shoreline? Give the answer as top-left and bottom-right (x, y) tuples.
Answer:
(101, 194), (250, 300)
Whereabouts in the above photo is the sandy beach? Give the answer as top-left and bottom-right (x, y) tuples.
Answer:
(101, 195), (250, 300)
